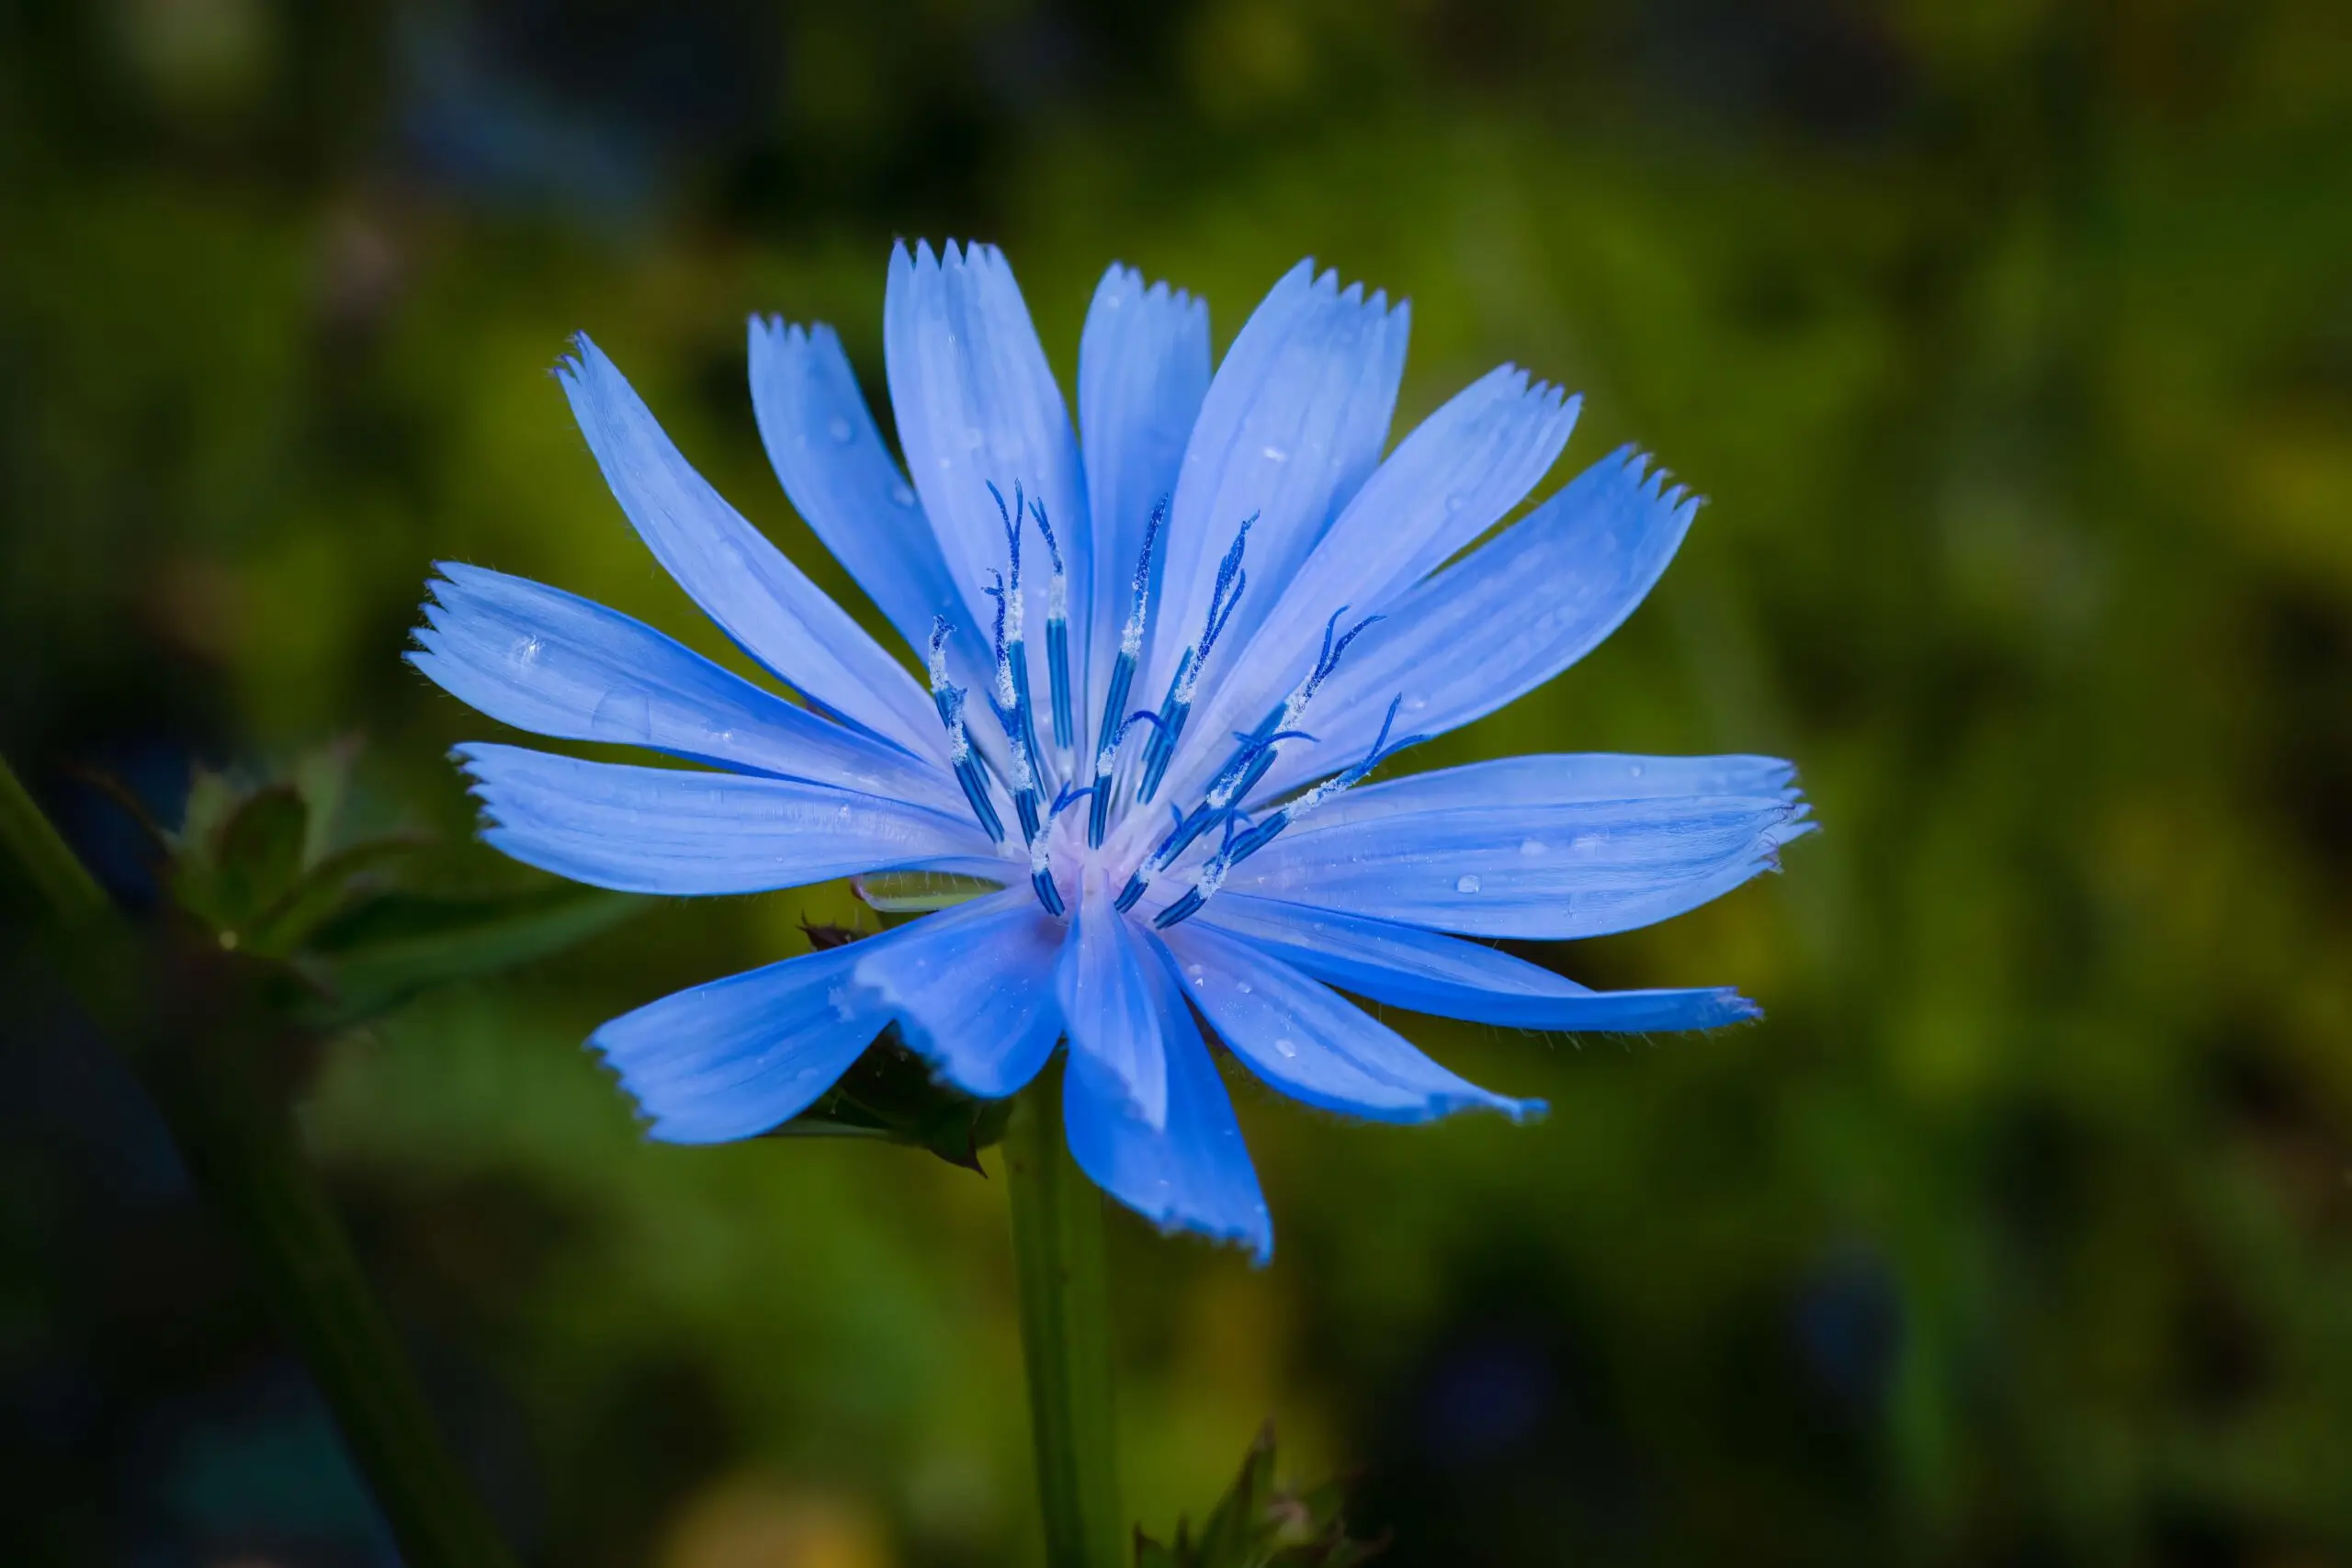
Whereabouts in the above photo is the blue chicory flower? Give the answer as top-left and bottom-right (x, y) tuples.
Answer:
(411, 243), (1812, 1262)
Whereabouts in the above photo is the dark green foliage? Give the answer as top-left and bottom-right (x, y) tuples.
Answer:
(772, 1025), (1016, 1174)
(159, 746), (640, 1030)
(6, 1), (2350, 1562)
(1136, 1427), (1385, 1568)
(770, 921), (1013, 1171)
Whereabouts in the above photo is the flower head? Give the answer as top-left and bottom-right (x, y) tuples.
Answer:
(410, 243), (1812, 1262)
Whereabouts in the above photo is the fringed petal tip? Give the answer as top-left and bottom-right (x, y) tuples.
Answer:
(1611, 444), (1707, 517)
(1759, 810), (1822, 874)
(445, 744), (515, 836)
(747, 314), (853, 363)
(551, 331), (598, 387)
(892, 235), (1012, 279)
(1499, 1095), (1549, 1126)
(1098, 260), (1206, 316)
(1145, 1204), (1275, 1269)
(1721, 989), (1766, 1026)
(612, 1070), (766, 1148)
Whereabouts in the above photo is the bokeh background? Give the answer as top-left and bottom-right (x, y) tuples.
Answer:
(6, 0), (2351, 1563)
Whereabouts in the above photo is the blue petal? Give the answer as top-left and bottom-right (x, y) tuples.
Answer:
(1062, 948), (1272, 1264)
(1157, 921), (1538, 1123)
(747, 316), (962, 665)
(592, 941), (885, 1144)
(458, 742), (1003, 896)
(558, 335), (944, 759)
(1250, 448), (1702, 800)
(1079, 265), (1210, 720)
(1193, 893), (1758, 1032)
(1054, 874), (1167, 1129)
(412, 564), (964, 816)
(1168, 364), (1577, 798)
(1280, 753), (1802, 818)
(1232, 788), (1814, 940)
(884, 241), (1093, 699)
(851, 889), (1064, 1099)
(1142, 262), (1408, 707)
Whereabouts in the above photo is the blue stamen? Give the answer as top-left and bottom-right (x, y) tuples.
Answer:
(1087, 706), (1158, 849)
(1150, 886), (1205, 929)
(1151, 699), (1423, 931)
(1027, 781), (1093, 919)
(1136, 513), (1253, 806)
(924, 618), (1005, 843)
(1151, 812), (1249, 930)
(1191, 604), (1380, 818)
(1029, 497), (1076, 753)
(981, 567), (1046, 844)
(1030, 867), (1065, 917)
(1085, 499), (1168, 846)
(1152, 802), (1224, 865)
(1046, 617), (1073, 750)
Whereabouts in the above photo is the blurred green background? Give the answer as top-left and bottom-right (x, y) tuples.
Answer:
(5, 0), (2351, 1563)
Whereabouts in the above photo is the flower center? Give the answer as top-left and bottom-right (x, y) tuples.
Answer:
(922, 481), (1418, 928)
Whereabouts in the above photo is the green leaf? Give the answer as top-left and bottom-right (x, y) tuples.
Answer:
(1135, 1426), (1384, 1568)
(286, 737), (359, 869)
(1193, 1424), (1279, 1565)
(244, 833), (427, 958)
(183, 784), (309, 935)
(298, 885), (643, 1024)
(851, 869), (1000, 912)
(771, 1025), (1013, 1172)
(176, 767), (243, 855)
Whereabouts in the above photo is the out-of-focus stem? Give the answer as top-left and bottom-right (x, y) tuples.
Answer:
(0, 754), (518, 1568)
(1003, 1066), (1125, 1568)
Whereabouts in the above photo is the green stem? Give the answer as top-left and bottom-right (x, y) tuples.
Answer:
(0, 756), (107, 920)
(1004, 1066), (1125, 1568)
(0, 755), (518, 1568)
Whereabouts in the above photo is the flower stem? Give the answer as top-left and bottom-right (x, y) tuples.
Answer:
(0, 756), (107, 921)
(1003, 1066), (1125, 1568)
(0, 755), (518, 1568)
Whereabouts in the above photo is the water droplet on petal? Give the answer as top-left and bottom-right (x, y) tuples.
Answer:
(1444, 491), (1469, 514)
(1455, 873), (1482, 894)
(1236, 981), (1253, 994)
(1628, 764), (1644, 778)
(826, 416), (853, 446)
(1519, 838), (1545, 857)
(1261, 445), (1290, 464)
(889, 483), (917, 508)
(589, 687), (653, 743)
(1272, 1037), (1298, 1058)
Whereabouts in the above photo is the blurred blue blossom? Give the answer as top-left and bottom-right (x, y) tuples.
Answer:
(411, 243), (1810, 1260)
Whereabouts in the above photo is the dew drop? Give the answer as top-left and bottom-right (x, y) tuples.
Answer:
(826, 416), (854, 446)
(1236, 981), (1254, 995)
(589, 687), (653, 742)
(1403, 694), (1429, 712)
(1519, 838), (1545, 857)
(889, 483), (917, 508)
(1272, 1037), (1298, 1059)
(1443, 490), (1469, 514)
(1261, 445), (1290, 464)
(509, 634), (545, 668)
(1455, 873), (1483, 894)
(1628, 764), (1645, 778)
